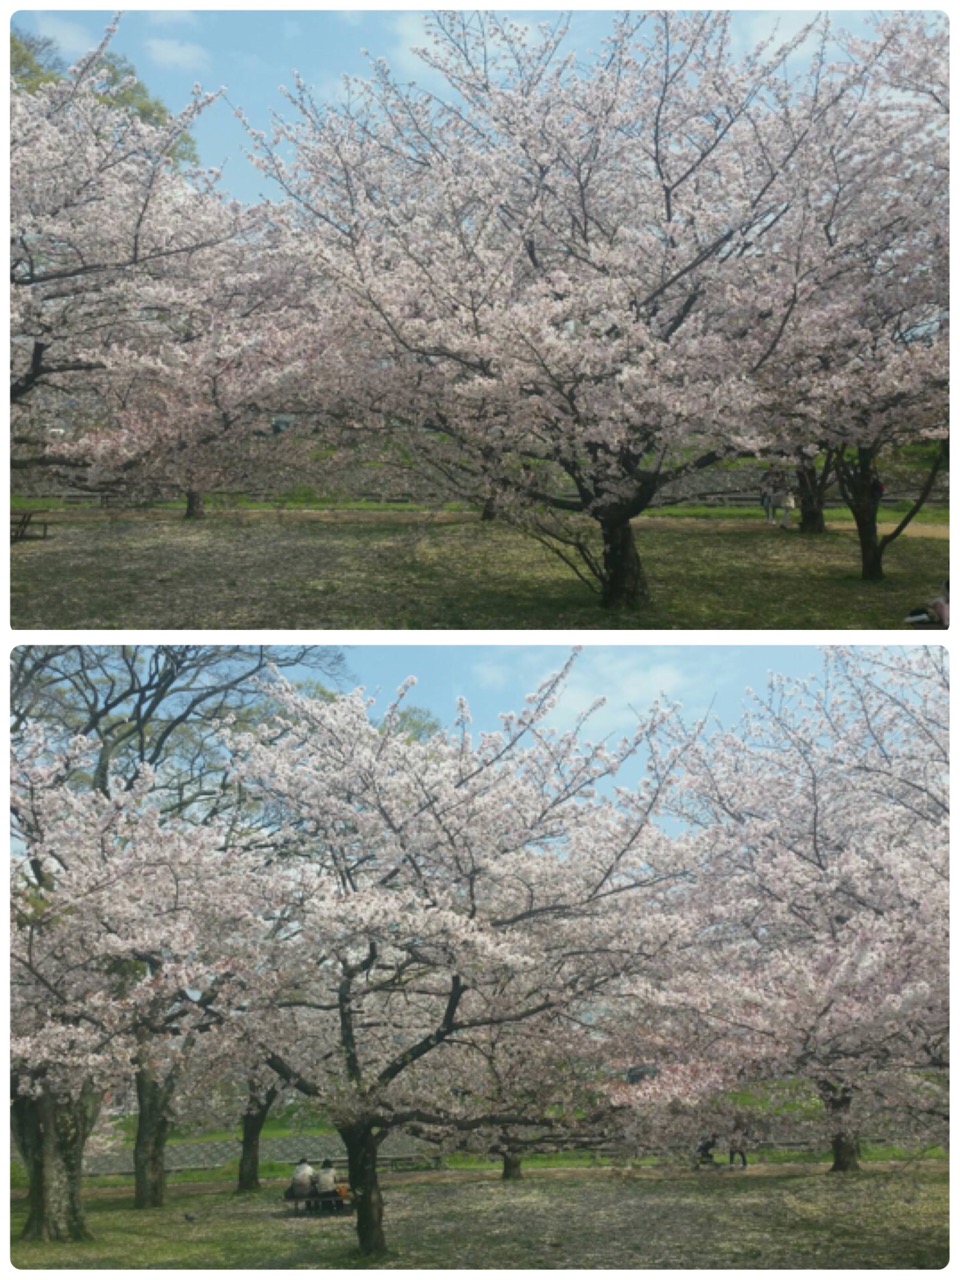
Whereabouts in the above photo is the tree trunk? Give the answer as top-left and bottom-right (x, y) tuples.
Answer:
(852, 503), (884, 580)
(819, 1079), (860, 1173)
(237, 1083), (278, 1193)
(340, 1122), (386, 1256)
(133, 1069), (171, 1209)
(501, 1152), (523, 1180)
(480, 494), (498, 521)
(185, 489), (206, 520)
(829, 1130), (861, 1173)
(833, 446), (887, 580)
(598, 514), (648, 609)
(799, 506), (826, 534)
(835, 439), (945, 581)
(794, 452), (833, 534)
(11, 1084), (100, 1242)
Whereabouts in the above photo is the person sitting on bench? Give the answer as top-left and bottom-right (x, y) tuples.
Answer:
(284, 1157), (318, 1210)
(315, 1159), (342, 1211)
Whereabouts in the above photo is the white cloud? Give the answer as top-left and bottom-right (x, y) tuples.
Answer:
(300, 69), (351, 103)
(469, 647), (694, 742)
(382, 11), (450, 91)
(336, 10), (365, 28)
(34, 14), (100, 59)
(730, 11), (872, 63)
(470, 657), (513, 691)
(386, 12), (431, 80)
(145, 37), (211, 73)
(732, 11), (819, 53)
(551, 652), (690, 741)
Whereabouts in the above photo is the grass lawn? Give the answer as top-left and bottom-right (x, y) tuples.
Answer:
(10, 507), (948, 630)
(10, 1164), (948, 1269)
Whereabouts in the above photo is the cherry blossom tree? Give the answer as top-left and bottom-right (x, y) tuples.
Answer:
(63, 217), (315, 516)
(223, 657), (697, 1253)
(660, 646), (949, 1171)
(9, 645), (347, 1230)
(427, 1012), (636, 1180)
(11, 644), (947, 1251)
(10, 736), (266, 1237)
(10, 23), (246, 500)
(755, 12), (948, 575)
(253, 11), (943, 608)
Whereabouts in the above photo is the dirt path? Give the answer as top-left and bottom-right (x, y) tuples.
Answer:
(39, 507), (948, 537)
(638, 516), (948, 539)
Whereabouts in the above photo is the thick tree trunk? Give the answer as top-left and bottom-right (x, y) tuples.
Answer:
(799, 506), (826, 534)
(835, 440), (944, 581)
(819, 1079), (860, 1173)
(480, 494), (498, 521)
(185, 489), (206, 519)
(133, 1069), (171, 1209)
(829, 1130), (861, 1173)
(11, 1084), (100, 1242)
(340, 1122), (386, 1256)
(833, 446), (886, 580)
(794, 453), (832, 534)
(501, 1152), (523, 1180)
(852, 504), (884, 580)
(237, 1083), (278, 1193)
(598, 514), (648, 609)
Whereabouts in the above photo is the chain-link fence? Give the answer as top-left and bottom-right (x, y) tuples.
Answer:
(60, 1134), (437, 1176)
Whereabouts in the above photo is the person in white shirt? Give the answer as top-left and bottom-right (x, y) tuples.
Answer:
(291, 1158), (315, 1196)
(316, 1158), (343, 1211)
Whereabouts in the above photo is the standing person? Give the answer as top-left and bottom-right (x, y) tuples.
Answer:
(696, 1134), (720, 1165)
(777, 490), (796, 530)
(729, 1125), (748, 1169)
(760, 467), (776, 523)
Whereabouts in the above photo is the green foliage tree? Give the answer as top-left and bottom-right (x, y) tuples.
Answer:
(10, 25), (199, 166)
(10, 28), (64, 89)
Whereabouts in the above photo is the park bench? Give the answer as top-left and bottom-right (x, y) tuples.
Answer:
(283, 1182), (355, 1216)
(11, 509), (49, 543)
(380, 1152), (443, 1172)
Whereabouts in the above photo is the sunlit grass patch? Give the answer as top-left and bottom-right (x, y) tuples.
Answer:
(10, 508), (948, 630)
(10, 1165), (948, 1269)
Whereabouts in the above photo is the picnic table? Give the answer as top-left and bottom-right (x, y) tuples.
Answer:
(11, 509), (49, 543)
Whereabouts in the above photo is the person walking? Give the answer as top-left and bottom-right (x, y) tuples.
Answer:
(729, 1126), (748, 1169)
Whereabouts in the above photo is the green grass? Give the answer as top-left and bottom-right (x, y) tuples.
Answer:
(444, 1149), (619, 1170)
(10, 1159), (304, 1194)
(111, 1114), (336, 1146)
(10, 507), (948, 630)
(9, 494), (471, 514)
(649, 500), (948, 524)
(755, 1143), (948, 1166)
(12, 493), (947, 522)
(10, 1165), (948, 1269)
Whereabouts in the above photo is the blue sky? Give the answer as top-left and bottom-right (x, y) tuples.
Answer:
(12, 8), (881, 206)
(323, 641), (905, 745)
